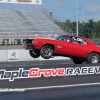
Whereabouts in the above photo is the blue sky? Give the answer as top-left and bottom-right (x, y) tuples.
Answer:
(0, 0), (100, 22)
(42, 0), (100, 22)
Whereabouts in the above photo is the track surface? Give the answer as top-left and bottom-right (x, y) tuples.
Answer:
(1, 85), (100, 100)
(0, 60), (100, 100)
(0, 60), (74, 68)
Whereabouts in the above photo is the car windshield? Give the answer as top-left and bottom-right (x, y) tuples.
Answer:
(55, 35), (69, 41)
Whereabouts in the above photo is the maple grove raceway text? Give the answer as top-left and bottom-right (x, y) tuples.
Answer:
(0, 67), (100, 81)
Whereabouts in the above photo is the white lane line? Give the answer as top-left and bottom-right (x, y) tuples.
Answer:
(23, 82), (100, 90)
(0, 82), (100, 92)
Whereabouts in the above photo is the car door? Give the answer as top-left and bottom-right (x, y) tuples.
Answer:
(76, 37), (90, 57)
(63, 36), (88, 57)
(54, 40), (65, 54)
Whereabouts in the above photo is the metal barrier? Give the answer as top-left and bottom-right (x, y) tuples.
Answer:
(0, 34), (100, 46)
(0, 39), (22, 45)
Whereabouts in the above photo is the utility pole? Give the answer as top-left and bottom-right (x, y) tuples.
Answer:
(76, 0), (78, 36)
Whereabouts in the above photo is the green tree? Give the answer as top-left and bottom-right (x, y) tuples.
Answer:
(62, 19), (100, 39)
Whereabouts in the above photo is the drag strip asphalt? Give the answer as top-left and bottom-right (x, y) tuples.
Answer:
(0, 60), (74, 68)
(1, 85), (100, 100)
(0, 60), (100, 89)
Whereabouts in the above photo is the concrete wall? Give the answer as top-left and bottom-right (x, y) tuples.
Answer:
(0, 50), (8, 62)
(0, 49), (70, 62)
(18, 50), (39, 61)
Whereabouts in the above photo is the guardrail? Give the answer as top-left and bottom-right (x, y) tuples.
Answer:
(0, 34), (100, 46)
(0, 33), (59, 45)
(0, 39), (22, 45)
(0, 32), (60, 39)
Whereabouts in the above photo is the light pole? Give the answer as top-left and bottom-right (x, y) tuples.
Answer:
(76, 0), (78, 36)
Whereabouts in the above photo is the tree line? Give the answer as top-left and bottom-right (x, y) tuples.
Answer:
(63, 19), (100, 39)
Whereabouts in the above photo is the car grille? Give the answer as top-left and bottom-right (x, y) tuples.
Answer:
(25, 39), (33, 43)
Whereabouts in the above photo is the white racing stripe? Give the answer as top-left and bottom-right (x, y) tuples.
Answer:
(0, 82), (100, 92)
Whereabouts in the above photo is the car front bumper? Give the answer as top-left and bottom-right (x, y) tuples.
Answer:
(23, 43), (34, 50)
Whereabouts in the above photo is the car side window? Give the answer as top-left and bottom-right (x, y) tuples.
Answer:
(72, 37), (77, 43)
(76, 38), (88, 45)
(66, 36), (77, 43)
(81, 39), (88, 45)
(66, 37), (72, 42)
(77, 38), (82, 44)
(66, 36), (88, 45)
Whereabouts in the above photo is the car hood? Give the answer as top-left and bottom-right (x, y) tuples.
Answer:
(27, 37), (55, 40)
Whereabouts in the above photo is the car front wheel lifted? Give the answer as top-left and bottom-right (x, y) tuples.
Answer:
(86, 53), (100, 64)
(40, 45), (54, 59)
(29, 49), (40, 58)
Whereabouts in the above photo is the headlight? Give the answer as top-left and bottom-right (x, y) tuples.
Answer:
(32, 40), (34, 44)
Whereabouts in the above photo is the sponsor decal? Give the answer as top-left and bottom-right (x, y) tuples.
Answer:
(57, 45), (62, 48)
(0, 0), (42, 4)
(0, 66), (100, 81)
(36, 0), (39, 4)
(17, 0), (32, 3)
(8, 50), (18, 61)
(8, 0), (11, 2)
(0, 88), (25, 92)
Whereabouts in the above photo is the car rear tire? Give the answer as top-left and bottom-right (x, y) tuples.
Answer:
(86, 53), (99, 64)
(40, 45), (54, 59)
(29, 49), (40, 58)
(72, 58), (83, 64)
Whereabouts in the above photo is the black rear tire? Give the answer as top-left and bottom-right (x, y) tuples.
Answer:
(40, 45), (54, 59)
(86, 53), (99, 64)
(72, 58), (83, 64)
(29, 49), (40, 58)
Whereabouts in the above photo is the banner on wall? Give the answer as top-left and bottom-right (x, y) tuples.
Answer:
(0, 66), (100, 81)
(0, 0), (42, 4)
(8, 50), (18, 61)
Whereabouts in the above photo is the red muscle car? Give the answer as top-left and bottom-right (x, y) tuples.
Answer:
(23, 35), (100, 64)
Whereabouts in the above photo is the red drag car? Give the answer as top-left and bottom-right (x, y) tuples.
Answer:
(23, 35), (100, 64)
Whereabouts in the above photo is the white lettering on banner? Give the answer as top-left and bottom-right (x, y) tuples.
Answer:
(0, 0), (42, 4)
(0, 66), (100, 81)
(66, 67), (96, 76)
(0, 88), (25, 92)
